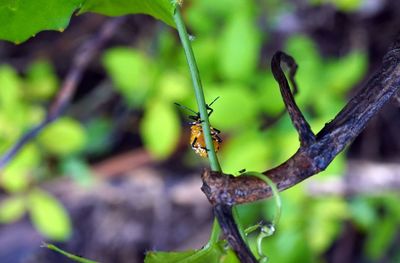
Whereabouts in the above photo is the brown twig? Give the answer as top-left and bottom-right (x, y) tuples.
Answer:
(0, 17), (126, 170)
(202, 34), (400, 260)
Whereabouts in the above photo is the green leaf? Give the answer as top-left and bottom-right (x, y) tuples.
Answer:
(0, 195), (26, 223)
(324, 51), (367, 95)
(365, 216), (396, 260)
(0, 0), (83, 43)
(140, 100), (180, 159)
(206, 83), (258, 130)
(218, 12), (261, 81)
(61, 158), (93, 186)
(80, 0), (175, 27)
(83, 117), (112, 155)
(1, 144), (40, 192)
(145, 245), (224, 263)
(25, 60), (58, 100)
(221, 129), (271, 174)
(38, 117), (87, 156)
(28, 188), (72, 241)
(102, 48), (155, 106)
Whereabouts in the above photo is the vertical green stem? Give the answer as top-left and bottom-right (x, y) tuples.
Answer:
(173, 6), (221, 172)
(173, 4), (221, 246)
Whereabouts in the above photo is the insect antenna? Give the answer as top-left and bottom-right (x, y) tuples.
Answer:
(174, 102), (198, 115)
(208, 96), (220, 107)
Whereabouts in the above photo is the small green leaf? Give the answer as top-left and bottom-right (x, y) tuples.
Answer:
(61, 158), (93, 186)
(103, 48), (155, 106)
(28, 188), (72, 241)
(145, 245), (224, 263)
(25, 60), (58, 100)
(0, 65), (22, 113)
(38, 118), (87, 156)
(0, 0), (83, 43)
(0, 195), (26, 223)
(1, 144), (40, 192)
(140, 100), (180, 159)
(80, 0), (175, 27)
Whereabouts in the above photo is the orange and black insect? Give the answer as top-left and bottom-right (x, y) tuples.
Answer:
(175, 97), (222, 158)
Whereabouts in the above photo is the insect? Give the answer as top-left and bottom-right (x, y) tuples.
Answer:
(175, 97), (222, 158)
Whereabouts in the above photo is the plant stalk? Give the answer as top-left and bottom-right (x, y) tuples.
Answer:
(173, 4), (222, 247)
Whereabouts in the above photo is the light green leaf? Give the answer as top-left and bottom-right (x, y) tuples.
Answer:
(221, 129), (271, 174)
(103, 48), (154, 106)
(80, 0), (175, 27)
(0, 0), (83, 43)
(324, 51), (367, 95)
(38, 117), (87, 156)
(0, 195), (26, 223)
(1, 144), (40, 192)
(0, 65), (22, 112)
(140, 100), (180, 159)
(158, 71), (191, 102)
(218, 12), (261, 81)
(28, 188), (72, 241)
(25, 60), (58, 100)
(206, 83), (258, 130)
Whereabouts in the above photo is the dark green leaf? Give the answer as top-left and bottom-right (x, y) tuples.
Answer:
(0, 0), (82, 43)
(80, 0), (175, 27)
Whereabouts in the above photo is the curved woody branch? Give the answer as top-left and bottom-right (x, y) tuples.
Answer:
(202, 34), (400, 206)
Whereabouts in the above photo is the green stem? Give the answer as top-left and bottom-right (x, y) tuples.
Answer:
(173, 4), (221, 247)
(42, 243), (99, 263)
(173, 5), (221, 172)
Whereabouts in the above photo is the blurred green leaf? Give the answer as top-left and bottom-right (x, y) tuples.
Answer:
(158, 71), (191, 102)
(206, 84), (258, 130)
(257, 73), (285, 115)
(28, 188), (72, 241)
(0, 65), (22, 114)
(103, 48), (155, 106)
(61, 158), (93, 186)
(349, 197), (377, 230)
(1, 144), (40, 192)
(324, 51), (367, 95)
(140, 100), (180, 159)
(38, 118), (87, 156)
(0, 0), (82, 43)
(221, 129), (271, 174)
(308, 197), (349, 253)
(80, 0), (175, 27)
(83, 118), (113, 155)
(25, 60), (58, 100)
(0, 195), (26, 223)
(218, 12), (261, 81)
(365, 216), (396, 260)
(310, 0), (362, 11)
(145, 244), (224, 263)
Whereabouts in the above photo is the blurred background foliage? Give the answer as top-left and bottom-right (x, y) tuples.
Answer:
(1, 0), (400, 262)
